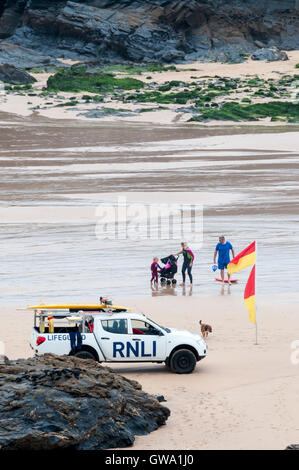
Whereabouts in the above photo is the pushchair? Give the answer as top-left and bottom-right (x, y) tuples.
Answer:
(159, 254), (178, 285)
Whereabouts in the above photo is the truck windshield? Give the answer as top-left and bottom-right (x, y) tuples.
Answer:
(147, 318), (170, 334)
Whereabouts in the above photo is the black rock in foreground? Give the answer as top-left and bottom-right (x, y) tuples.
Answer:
(0, 354), (170, 450)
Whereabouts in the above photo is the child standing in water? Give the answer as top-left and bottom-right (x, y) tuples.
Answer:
(150, 257), (161, 285)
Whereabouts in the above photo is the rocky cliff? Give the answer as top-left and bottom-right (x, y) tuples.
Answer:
(0, 354), (170, 450)
(0, 1), (299, 67)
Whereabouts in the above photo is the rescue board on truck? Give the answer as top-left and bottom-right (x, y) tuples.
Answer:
(26, 304), (131, 311)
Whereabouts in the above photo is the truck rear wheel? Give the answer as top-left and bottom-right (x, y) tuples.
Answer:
(74, 350), (97, 361)
(170, 349), (196, 374)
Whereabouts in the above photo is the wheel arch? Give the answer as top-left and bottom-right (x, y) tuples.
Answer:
(168, 344), (200, 362)
(70, 344), (99, 362)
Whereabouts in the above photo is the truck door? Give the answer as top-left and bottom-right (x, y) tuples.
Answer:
(96, 318), (130, 362)
(127, 319), (166, 361)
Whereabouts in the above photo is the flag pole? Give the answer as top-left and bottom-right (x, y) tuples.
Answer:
(255, 240), (258, 345)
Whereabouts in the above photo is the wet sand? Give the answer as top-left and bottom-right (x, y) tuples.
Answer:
(0, 113), (298, 302)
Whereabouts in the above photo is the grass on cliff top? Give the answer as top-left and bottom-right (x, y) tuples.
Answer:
(47, 67), (145, 93)
(189, 101), (299, 122)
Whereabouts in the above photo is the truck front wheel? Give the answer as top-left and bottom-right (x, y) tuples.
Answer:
(170, 349), (196, 374)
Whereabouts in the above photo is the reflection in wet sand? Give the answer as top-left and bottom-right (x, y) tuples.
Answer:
(151, 285), (178, 297)
(182, 285), (193, 297)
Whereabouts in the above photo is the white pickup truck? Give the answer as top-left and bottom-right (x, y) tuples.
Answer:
(28, 304), (207, 374)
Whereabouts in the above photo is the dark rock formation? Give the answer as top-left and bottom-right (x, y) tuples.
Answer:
(0, 354), (170, 450)
(0, 355), (9, 365)
(156, 395), (167, 403)
(0, 1), (298, 66)
(0, 41), (59, 68)
(0, 63), (36, 84)
(0, 1), (27, 40)
(251, 48), (289, 61)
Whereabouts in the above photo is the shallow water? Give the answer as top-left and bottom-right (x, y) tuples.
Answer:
(0, 114), (298, 305)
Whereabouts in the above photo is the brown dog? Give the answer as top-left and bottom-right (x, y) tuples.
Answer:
(199, 320), (212, 339)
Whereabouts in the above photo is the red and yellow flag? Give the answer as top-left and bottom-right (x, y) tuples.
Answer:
(244, 265), (255, 324)
(227, 241), (255, 275)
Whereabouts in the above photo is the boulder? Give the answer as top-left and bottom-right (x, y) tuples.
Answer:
(0, 63), (36, 84)
(251, 48), (289, 62)
(254, 40), (266, 49)
(0, 42), (58, 68)
(0, 354), (170, 450)
(210, 51), (246, 64)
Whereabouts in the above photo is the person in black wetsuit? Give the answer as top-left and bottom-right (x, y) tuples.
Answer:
(174, 242), (195, 286)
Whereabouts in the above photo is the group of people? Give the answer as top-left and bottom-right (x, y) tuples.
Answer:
(150, 236), (235, 287)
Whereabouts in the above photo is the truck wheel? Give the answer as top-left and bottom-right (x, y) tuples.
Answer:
(74, 350), (96, 361)
(170, 349), (196, 374)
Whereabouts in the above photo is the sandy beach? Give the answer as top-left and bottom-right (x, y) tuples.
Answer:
(1, 293), (299, 450)
(1, 51), (299, 125)
(103, 294), (299, 450)
(0, 114), (298, 303)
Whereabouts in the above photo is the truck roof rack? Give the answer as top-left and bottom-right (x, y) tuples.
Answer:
(34, 310), (129, 317)
(23, 303), (131, 312)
